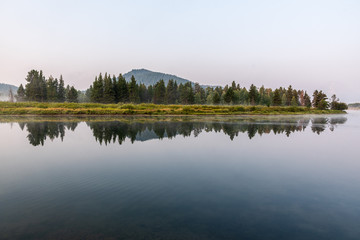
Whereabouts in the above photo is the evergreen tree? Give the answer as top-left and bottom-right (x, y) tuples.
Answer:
(315, 91), (328, 109)
(147, 85), (154, 103)
(239, 88), (249, 105)
(286, 85), (293, 106)
(291, 96), (298, 106)
(231, 81), (236, 89)
(292, 89), (299, 106)
(318, 99), (329, 110)
(117, 74), (129, 102)
(112, 75), (119, 103)
(272, 89), (282, 106)
(24, 70), (41, 101)
(194, 92), (202, 104)
(46, 76), (59, 102)
(248, 84), (258, 105)
(139, 83), (148, 103)
(185, 82), (194, 104)
(16, 84), (26, 102)
(312, 90), (319, 108)
(39, 70), (47, 102)
(57, 75), (66, 102)
(281, 94), (287, 106)
(304, 92), (311, 108)
(90, 74), (104, 103)
(128, 75), (139, 103)
(193, 83), (205, 104)
(66, 85), (78, 102)
(85, 87), (92, 102)
(212, 91), (221, 104)
(103, 73), (115, 103)
(330, 94), (348, 110)
(224, 87), (234, 104)
(165, 79), (177, 104)
(178, 83), (186, 104)
(153, 79), (166, 104)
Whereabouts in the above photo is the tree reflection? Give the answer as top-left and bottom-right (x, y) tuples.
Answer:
(17, 116), (347, 146)
(19, 122), (79, 146)
(87, 116), (347, 145)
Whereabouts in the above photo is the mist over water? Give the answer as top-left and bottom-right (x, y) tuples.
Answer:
(0, 113), (359, 240)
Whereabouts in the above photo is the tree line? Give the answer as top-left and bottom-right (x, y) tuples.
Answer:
(86, 72), (347, 110)
(16, 70), (80, 102)
(16, 69), (347, 110)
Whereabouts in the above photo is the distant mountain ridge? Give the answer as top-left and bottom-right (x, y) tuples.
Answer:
(0, 83), (18, 100)
(348, 103), (360, 109)
(123, 69), (191, 86)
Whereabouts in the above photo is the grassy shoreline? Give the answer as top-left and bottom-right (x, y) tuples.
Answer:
(0, 102), (346, 116)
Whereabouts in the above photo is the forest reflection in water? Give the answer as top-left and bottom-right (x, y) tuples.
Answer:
(5, 115), (347, 146)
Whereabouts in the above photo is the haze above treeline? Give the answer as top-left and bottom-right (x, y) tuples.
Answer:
(1, 1), (359, 102)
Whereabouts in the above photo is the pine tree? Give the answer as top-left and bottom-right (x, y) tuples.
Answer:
(291, 96), (298, 106)
(286, 85), (293, 106)
(272, 89), (282, 106)
(128, 75), (139, 103)
(117, 74), (129, 103)
(39, 70), (47, 102)
(292, 89), (299, 106)
(248, 84), (258, 105)
(212, 91), (221, 104)
(281, 94), (287, 106)
(16, 84), (26, 102)
(46, 75), (58, 102)
(304, 92), (311, 108)
(166, 79), (178, 104)
(224, 87), (234, 104)
(312, 90), (319, 108)
(24, 70), (41, 101)
(147, 85), (154, 103)
(57, 75), (66, 102)
(193, 82), (205, 104)
(90, 74), (104, 103)
(231, 81), (236, 89)
(112, 75), (119, 103)
(139, 83), (148, 103)
(239, 88), (249, 105)
(185, 82), (194, 104)
(153, 80), (166, 104)
(103, 73), (115, 103)
(66, 85), (78, 102)
(194, 92), (202, 104)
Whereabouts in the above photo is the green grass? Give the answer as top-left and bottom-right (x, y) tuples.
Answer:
(0, 102), (346, 116)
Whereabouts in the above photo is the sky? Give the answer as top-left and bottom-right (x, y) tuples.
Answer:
(0, 0), (359, 102)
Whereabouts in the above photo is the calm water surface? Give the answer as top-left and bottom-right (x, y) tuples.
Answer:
(0, 112), (359, 240)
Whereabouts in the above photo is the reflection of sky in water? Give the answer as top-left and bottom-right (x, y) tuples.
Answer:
(0, 113), (359, 240)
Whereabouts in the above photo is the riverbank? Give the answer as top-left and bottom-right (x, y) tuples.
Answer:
(0, 102), (345, 116)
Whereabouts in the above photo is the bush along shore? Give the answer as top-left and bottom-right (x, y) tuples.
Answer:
(0, 102), (346, 116)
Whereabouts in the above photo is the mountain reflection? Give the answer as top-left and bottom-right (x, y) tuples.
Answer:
(14, 116), (347, 146)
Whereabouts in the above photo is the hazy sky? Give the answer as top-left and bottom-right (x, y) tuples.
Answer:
(0, 0), (359, 102)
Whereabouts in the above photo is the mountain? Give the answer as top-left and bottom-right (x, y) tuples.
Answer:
(348, 103), (360, 109)
(123, 69), (191, 86)
(0, 83), (18, 101)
